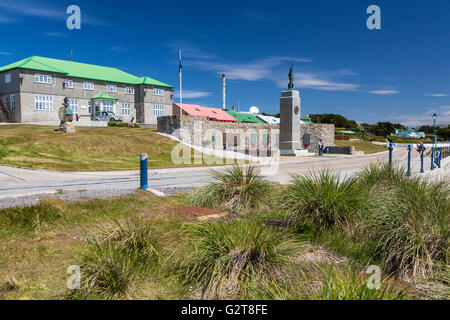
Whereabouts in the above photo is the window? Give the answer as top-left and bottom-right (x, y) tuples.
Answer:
(122, 103), (131, 116)
(88, 101), (93, 114)
(2, 96), (7, 108)
(34, 74), (52, 84)
(34, 95), (53, 111)
(107, 84), (116, 93)
(102, 100), (114, 112)
(9, 95), (15, 111)
(84, 82), (94, 90)
(69, 98), (78, 113)
(64, 79), (73, 88)
(5, 74), (11, 83)
(125, 87), (135, 94)
(153, 88), (164, 96)
(152, 105), (164, 117)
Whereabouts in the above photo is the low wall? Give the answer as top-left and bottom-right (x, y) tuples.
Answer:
(301, 124), (335, 153)
(0, 121), (108, 127)
(327, 146), (355, 155)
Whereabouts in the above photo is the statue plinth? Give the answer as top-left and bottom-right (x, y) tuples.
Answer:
(279, 89), (302, 156)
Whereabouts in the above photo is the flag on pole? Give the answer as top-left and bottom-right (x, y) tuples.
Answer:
(179, 50), (183, 117)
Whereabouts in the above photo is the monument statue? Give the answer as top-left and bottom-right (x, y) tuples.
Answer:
(59, 97), (75, 133)
(288, 65), (294, 89)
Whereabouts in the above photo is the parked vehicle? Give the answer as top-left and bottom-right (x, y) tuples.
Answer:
(94, 111), (123, 122)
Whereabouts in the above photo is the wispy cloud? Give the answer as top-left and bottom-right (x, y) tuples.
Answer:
(388, 106), (450, 126)
(243, 10), (276, 23)
(369, 90), (400, 95)
(174, 90), (211, 99)
(0, 12), (17, 23)
(0, 51), (12, 56)
(168, 40), (217, 60)
(108, 45), (131, 52)
(425, 93), (448, 97)
(43, 31), (68, 38)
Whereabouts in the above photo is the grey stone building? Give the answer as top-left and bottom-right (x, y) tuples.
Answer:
(0, 56), (174, 124)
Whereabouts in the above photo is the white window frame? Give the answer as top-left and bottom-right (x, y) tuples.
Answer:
(102, 100), (115, 113)
(125, 87), (135, 94)
(122, 103), (131, 116)
(69, 98), (78, 113)
(153, 88), (164, 96)
(152, 105), (165, 117)
(9, 95), (15, 110)
(5, 74), (11, 83)
(64, 79), (73, 88)
(107, 84), (117, 93)
(34, 74), (52, 84)
(83, 81), (94, 90)
(34, 95), (53, 111)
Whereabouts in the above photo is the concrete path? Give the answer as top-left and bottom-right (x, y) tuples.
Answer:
(0, 149), (447, 198)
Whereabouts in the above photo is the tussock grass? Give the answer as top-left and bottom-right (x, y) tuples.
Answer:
(75, 218), (161, 297)
(279, 171), (367, 229)
(357, 162), (407, 187)
(180, 220), (300, 299)
(364, 178), (449, 278)
(188, 166), (275, 213)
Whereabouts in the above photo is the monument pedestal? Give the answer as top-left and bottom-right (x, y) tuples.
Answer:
(60, 122), (76, 133)
(279, 89), (304, 156)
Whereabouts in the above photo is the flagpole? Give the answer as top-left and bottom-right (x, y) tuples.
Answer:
(179, 50), (183, 117)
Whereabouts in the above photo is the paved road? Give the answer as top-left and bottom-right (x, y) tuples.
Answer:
(0, 149), (447, 198)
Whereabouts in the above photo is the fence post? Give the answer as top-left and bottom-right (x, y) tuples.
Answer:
(140, 153), (148, 190)
(389, 143), (393, 165)
(407, 145), (412, 176)
(430, 146), (434, 170)
(420, 148), (424, 173)
(438, 148), (442, 169)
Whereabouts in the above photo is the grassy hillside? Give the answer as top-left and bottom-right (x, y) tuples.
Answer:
(0, 125), (226, 171)
(334, 139), (387, 154)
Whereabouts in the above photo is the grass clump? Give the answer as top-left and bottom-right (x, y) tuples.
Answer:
(357, 163), (407, 187)
(365, 178), (449, 279)
(188, 166), (274, 213)
(0, 199), (63, 235)
(279, 171), (367, 230)
(307, 265), (408, 300)
(75, 218), (161, 298)
(181, 220), (300, 299)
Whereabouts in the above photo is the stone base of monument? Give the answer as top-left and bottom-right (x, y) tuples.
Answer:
(280, 149), (315, 157)
(60, 122), (76, 133)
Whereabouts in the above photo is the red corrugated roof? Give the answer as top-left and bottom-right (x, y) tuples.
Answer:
(174, 103), (237, 122)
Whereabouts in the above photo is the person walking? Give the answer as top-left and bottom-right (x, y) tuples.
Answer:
(318, 139), (324, 156)
(417, 142), (426, 155)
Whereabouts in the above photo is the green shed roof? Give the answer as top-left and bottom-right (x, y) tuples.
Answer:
(93, 92), (119, 100)
(225, 111), (265, 123)
(0, 56), (173, 88)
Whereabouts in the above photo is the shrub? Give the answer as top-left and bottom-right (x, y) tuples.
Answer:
(107, 122), (140, 128)
(279, 171), (367, 229)
(77, 218), (161, 297)
(188, 166), (275, 213)
(364, 177), (449, 279)
(181, 221), (300, 299)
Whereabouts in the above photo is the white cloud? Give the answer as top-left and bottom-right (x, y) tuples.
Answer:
(167, 40), (217, 60)
(388, 109), (450, 126)
(43, 31), (68, 38)
(369, 90), (400, 95)
(425, 93), (448, 97)
(108, 45), (131, 52)
(174, 90), (211, 99)
(243, 10), (275, 23)
(0, 51), (12, 56)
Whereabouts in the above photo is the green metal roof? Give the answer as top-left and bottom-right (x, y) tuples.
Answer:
(225, 111), (265, 123)
(92, 92), (119, 100)
(0, 56), (173, 88)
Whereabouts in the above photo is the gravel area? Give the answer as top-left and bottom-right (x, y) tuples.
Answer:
(0, 187), (197, 209)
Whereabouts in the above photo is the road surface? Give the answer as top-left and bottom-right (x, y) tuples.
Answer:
(0, 149), (447, 198)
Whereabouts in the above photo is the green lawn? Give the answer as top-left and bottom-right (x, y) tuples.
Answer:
(0, 125), (230, 171)
(334, 139), (387, 154)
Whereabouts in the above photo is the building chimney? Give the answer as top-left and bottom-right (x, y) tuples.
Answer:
(222, 74), (226, 110)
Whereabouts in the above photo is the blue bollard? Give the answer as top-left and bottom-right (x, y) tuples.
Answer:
(430, 147), (434, 170)
(420, 148), (424, 173)
(388, 143), (393, 165)
(438, 148), (442, 168)
(140, 153), (148, 190)
(407, 145), (412, 176)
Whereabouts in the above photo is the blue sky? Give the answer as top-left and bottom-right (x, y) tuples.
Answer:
(0, 0), (449, 126)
